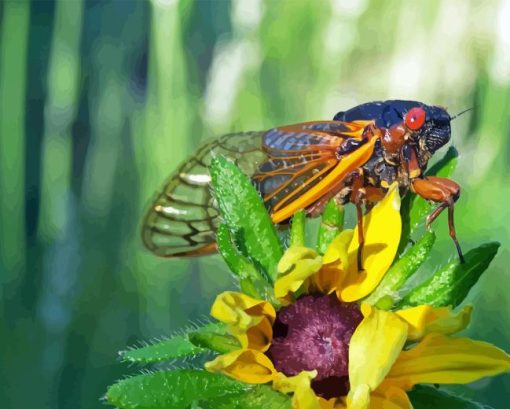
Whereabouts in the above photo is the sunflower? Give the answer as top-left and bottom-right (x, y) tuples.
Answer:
(106, 156), (507, 409)
(205, 184), (510, 408)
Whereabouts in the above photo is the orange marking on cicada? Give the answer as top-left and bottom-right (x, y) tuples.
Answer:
(270, 134), (379, 224)
(256, 157), (336, 204)
(270, 159), (339, 212)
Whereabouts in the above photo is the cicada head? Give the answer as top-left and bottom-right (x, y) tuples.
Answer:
(334, 100), (452, 164)
(403, 104), (451, 155)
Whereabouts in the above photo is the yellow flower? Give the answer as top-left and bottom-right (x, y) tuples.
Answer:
(205, 184), (510, 408)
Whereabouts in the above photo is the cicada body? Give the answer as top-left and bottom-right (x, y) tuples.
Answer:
(143, 100), (463, 265)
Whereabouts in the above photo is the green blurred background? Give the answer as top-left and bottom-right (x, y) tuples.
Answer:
(1, 0), (509, 407)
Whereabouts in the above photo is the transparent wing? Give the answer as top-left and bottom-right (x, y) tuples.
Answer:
(142, 131), (267, 257)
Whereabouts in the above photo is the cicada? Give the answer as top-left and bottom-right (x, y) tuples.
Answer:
(142, 100), (464, 268)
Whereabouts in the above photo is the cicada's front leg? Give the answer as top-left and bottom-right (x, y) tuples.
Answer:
(411, 176), (464, 263)
(349, 171), (387, 272)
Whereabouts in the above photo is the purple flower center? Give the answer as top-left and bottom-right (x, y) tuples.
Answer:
(266, 294), (363, 399)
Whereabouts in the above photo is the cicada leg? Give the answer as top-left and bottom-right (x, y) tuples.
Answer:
(350, 171), (367, 272)
(411, 176), (464, 263)
(350, 179), (388, 271)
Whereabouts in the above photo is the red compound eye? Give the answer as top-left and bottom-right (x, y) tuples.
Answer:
(405, 107), (426, 130)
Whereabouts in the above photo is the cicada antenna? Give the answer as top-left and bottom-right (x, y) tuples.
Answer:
(450, 107), (474, 120)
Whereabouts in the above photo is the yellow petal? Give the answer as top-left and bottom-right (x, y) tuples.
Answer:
(396, 305), (472, 341)
(318, 397), (340, 409)
(370, 385), (412, 409)
(205, 349), (276, 384)
(210, 291), (275, 351)
(312, 230), (354, 294)
(340, 184), (401, 302)
(347, 384), (370, 409)
(348, 304), (408, 402)
(273, 371), (321, 409)
(275, 246), (322, 303)
(385, 333), (510, 390)
(323, 229), (354, 265)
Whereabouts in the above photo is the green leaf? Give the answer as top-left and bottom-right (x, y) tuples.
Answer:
(365, 231), (436, 309)
(106, 369), (251, 409)
(290, 210), (305, 247)
(210, 156), (283, 282)
(216, 223), (273, 299)
(119, 335), (205, 364)
(397, 242), (500, 308)
(205, 385), (292, 409)
(316, 200), (345, 255)
(188, 323), (240, 354)
(399, 146), (458, 254)
(409, 385), (493, 409)
(120, 324), (238, 363)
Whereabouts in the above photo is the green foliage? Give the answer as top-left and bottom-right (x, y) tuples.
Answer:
(120, 336), (205, 364)
(106, 370), (252, 409)
(210, 156), (283, 282)
(397, 242), (500, 308)
(204, 385), (292, 409)
(119, 324), (239, 364)
(187, 324), (240, 354)
(107, 369), (291, 409)
(399, 147), (458, 254)
(290, 210), (306, 247)
(366, 231), (436, 309)
(216, 223), (272, 299)
(409, 385), (493, 409)
(316, 200), (345, 255)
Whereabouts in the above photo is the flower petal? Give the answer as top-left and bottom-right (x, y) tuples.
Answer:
(340, 184), (401, 302)
(318, 397), (340, 409)
(210, 291), (275, 351)
(323, 229), (354, 265)
(273, 370), (321, 409)
(370, 385), (412, 409)
(347, 384), (370, 409)
(275, 246), (322, 303)
(385, 333), (510, 390)
(396, 305), (472, 341)
(205, 349), (276, 384)
(348, 304), (408, 403)
(312, 230), (353, 294)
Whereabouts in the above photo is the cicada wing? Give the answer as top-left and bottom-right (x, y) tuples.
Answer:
(253, 120), (377, 223)
(142, 131), (267, 257)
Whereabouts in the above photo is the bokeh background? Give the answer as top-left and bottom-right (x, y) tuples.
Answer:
(1, 0), (509, 407)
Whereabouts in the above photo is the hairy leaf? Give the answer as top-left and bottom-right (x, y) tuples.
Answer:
(216, 223), (273, 299)
(210, 156), (282, 282)
(204, 384), (292, 409)
(106, 370), (250, 409)
(119, 335), (205, 364)
(120, 323), (238, 363)
(365, 231), (436, 309)
(188, 323), (240, 354)
(397, 242), (500, 308)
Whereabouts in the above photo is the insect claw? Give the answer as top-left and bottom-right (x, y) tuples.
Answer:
(357, 248), (363, 272)
(452, 234), (465, 264)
